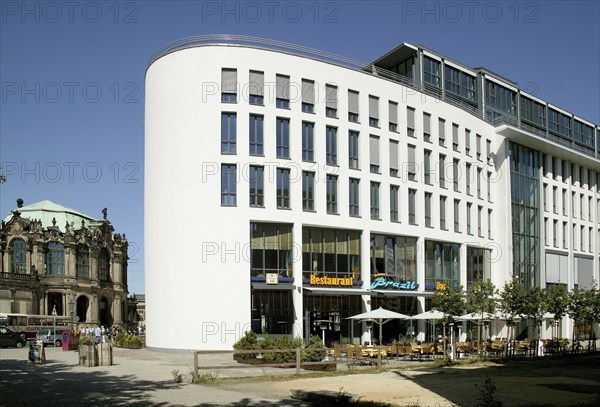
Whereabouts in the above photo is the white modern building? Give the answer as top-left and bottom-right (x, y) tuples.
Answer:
(145, 35), (600, 351)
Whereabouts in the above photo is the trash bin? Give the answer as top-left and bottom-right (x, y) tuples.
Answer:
(28, 340), (45, 364)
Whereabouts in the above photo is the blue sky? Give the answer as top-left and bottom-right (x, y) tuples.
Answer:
(1, 1), (599, 295)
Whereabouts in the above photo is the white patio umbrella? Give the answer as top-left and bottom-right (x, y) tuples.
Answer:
(455, 312), (496, 321)
(348, 307), (411, 367)
(409, 310), (447, 343)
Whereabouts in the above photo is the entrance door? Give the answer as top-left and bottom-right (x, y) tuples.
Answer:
(99, 297), (112, 327)
(47, 293), (63, 316)
(76, 296), (89, 323)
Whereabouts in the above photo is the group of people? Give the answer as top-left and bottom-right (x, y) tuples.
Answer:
(80, 325), (120, 344)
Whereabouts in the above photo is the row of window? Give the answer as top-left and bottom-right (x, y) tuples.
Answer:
(221, 68), (497, 161)
(223, 163), (493, 237)
(6, 238), (111, 280)
(543, 184), (599, 222)
(223, 113), (495, 199)
(542, 153), (599, 191)
(543, 218), (599, 253)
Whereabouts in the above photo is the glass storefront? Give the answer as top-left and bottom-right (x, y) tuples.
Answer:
(466, 246), (492, 289)
(370, 234), (417, 283)
(302, 227), (361, 281)
(424, 240), (460, 290)
(250, 223), (293, 277)
(303, 293), (363, 345)
(251, 290), (294, 336)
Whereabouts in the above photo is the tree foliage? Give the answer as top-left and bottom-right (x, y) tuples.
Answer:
(466, 279), (498, 314)
(431, 284), (466, 320)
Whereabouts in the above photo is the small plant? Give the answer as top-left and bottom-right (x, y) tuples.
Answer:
(191, 371), (220, 384)
(79, 335), (93, 346)
(171, 369), (183, 383)
(475, 376), (503, 407)
(233, 330), (259, 359)
(302, 335), (326, 362)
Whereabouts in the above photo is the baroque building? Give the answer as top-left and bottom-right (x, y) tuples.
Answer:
(0, 199), (129, 328)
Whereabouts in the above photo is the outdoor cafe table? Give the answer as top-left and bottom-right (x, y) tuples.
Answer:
(362, 346), (387, 358)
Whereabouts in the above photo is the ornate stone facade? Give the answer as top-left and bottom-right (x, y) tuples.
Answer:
(0, 200), (129, 329)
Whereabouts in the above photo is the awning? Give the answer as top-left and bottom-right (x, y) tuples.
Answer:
(303, 287), (371, 296)
(251, 283), (296, 291)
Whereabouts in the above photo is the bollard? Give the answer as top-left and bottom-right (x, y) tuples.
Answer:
(295, 348), (301, 374)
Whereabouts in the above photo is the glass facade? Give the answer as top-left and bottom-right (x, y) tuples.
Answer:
(251, 290), (293, 335)
(45, 242), (65, 276)
(302, 227), (361, 281)
(424, 240), (460, 290)
(466, 246), (492, 289)
(9, 238), (26, 274)
(509, 142), (540, 289)
(76, 244), (90, 278)
(370, 234), (417, 283)
(250, 223), (293, 277)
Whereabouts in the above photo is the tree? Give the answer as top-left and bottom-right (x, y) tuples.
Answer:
(432, 284), (465, 359)
(466, 279), (498, 355)
(498, 278), (527, 357)
(544, 284), (569, 341)
(567, 287), (592, 347)
(522, 286), (545, 356)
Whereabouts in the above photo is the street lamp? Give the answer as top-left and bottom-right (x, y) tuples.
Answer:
(68, 298), (75, 332)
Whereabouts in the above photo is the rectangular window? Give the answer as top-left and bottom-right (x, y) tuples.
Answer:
(488, 209), (492, 239)
(476, 134), (482, 160)
(348, 130), (359, 169)
(390, 185), (399, 222)
(349, 178), (360, 217)
(520, 95), (545, 128)
(562, 222), (567, 248)
(389, 101), (398, 132)
(562, 189), (567, 216)
(325, 84), (338, 117)
(248, 70), (264, 105)
(548, 108), (571, 138)
(444, 65), (476, 101)
(221, 164), (237, 206)
(221, 68), (237, 103)
(486, 140), (492, 164)
(453, 159), (460, 192)
(370, 182), (380, 219)
(466, 163), (472, 195)
(424, 149), (432, 185)
(467, 203), (472, 234)
(302, 121), (314, 162)
(438, 118), (446, 147)
(249, 114), (264, 156)
(423, 56), (441, 87)
(440, 196), (447, 229)
(369, 135), (380, 173)
(249, 165), (264, 207)
(487, 172), (492, 202)
(425, 192), (432, 227)
(221, 112), (237, 154)
(276, 117), (290, 159)
(326, 174), (338, 214)
(454, 199), (460, 233)
(552, 219), (558, 247)
(348, 90), (359, 122)
(407, 145), (417, 181)
(408, 189), (417, 225)
(326, 126), (337, 165)
(465, 129), (471, 156)
(407, 107), (415, 137)
(572, 191), (576, 218)
(276, 74), (290, 108)
(423, 112), (431, 142)
(389, 140), (399, 177)
(544, 218), (548, 246)
(301, 79), (315, 113)
(589, 227), (593, 252)
(302, 171), (315, 211)
(478, 206), (483, 237)
(369, 95), (379, 127)
(477, 168), (482, 199)
(276, 168), (291, 209)
(439, 154), (446, 188)
(452, 123), (459, 151)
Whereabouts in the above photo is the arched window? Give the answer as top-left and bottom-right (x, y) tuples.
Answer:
(98, 248), (110, 281)
(76, 244), (90, 278)
(9, 238), (27, 274)
(45, 242), (65, 275)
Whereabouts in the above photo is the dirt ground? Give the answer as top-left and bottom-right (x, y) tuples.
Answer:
(217, 355), (600, 406)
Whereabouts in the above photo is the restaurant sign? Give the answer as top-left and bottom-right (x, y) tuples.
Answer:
(266, 273), (279, 285)
(309, 274), (353, 287)
(371, 277), (419, 290)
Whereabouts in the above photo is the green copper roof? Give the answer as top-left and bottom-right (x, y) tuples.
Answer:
(3, 200), (101, 232)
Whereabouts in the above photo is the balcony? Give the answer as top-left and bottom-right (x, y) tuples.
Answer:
(0, 272), (38, 282)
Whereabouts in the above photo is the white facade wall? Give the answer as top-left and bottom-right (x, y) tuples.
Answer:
(145, 44), (598, 351)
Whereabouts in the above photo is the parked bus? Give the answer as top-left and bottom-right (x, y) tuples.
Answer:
(0, 313), (70, 340)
